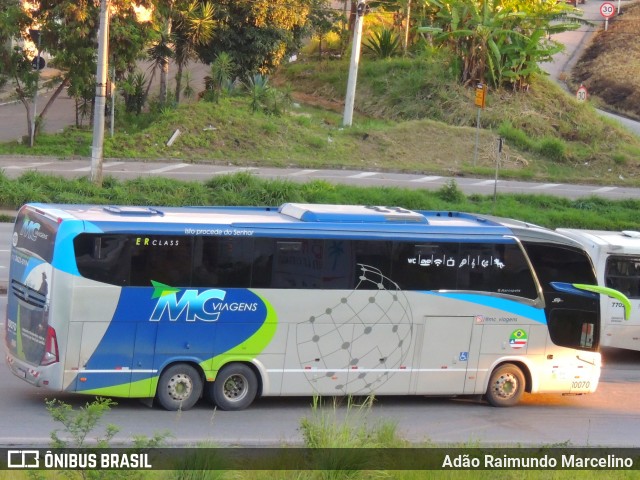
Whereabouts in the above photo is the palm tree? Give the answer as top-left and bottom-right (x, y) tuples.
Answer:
(146, 21), (174, 103)
(173, 1), (214, 103)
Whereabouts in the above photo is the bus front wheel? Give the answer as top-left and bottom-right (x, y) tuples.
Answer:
(156, 364), (203, 411)
(485, 364), (525, 407)
(209, 364), (258, 411)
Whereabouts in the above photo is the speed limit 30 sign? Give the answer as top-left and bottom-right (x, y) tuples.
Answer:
(600, 2), (615, 18)
(576, 85), (588, 102)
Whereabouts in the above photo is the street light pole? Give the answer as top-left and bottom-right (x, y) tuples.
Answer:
(90, 0), (110, 186)
(342, 0), (366, 127)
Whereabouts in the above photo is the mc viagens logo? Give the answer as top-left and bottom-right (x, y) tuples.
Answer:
(149, 281), (259, 322)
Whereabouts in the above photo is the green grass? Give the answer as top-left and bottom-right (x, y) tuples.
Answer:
(2, 171), (640, 231)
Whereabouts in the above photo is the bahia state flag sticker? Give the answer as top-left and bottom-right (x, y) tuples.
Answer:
(509, 329), (528, 349)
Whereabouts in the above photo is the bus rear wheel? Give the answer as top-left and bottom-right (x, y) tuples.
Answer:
(209, 364), (258, 411)
(156, 364), (203, 411)
(485, 364), (525, 407)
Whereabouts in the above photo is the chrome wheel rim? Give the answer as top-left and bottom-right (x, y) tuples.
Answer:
(223, 374), (248, 402)
(167, 373), (193, 401)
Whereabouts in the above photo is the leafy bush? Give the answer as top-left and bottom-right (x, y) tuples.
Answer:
(120, 71), (148, 114)
(537, 137), (567, 162)
(437, 179), (466, 203)
(498, 121), (535, 151)
(364, 29), (400, 59)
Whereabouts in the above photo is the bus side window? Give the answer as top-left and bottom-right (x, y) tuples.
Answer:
(74, 234), (132, 286)
(523, 242), (597, 290)
(487, 243), (538, 299)
(251, 238), (274, 288)
(605, 256), (640, 299)
(194, 237), (254, 288)
(130, 236), (193, 287)
(353, 241), (393, 290)
(390, 242), (458, 291)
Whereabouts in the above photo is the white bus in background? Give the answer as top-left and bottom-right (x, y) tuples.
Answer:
(558, 229), (640, 352)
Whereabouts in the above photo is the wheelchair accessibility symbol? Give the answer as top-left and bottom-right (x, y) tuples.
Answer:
(459, 352), (469, 362)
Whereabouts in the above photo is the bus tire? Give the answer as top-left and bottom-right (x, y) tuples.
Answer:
(209, 364), (258, 411)
(156, 364), (203, 411)
(485, 364), (525, 407)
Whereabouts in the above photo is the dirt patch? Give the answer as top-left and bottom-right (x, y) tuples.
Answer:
(572, 1), (640, 119)
(291, 91), (344, 113)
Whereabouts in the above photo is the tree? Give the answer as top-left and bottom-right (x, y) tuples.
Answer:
(418, 0), (583, 90)
(147, 0), (175, 105)
(172, 1), (214, 103)
(197, 0), (312, 78)
(146, 21), (173, 103)
(305, 0), (341, 59)
(0, 1), (49, 142)
(31, 0), (155, 128)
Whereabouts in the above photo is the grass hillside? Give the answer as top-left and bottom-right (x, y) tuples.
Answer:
(571, 0), (640, 120)
(278, 53), (640, 184)
(1, 34), (639, 187)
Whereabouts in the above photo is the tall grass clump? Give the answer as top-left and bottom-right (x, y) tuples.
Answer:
(498, 121), (535, 151)
(299, 396), (407, 478)
(537, 137), (567, 162)
(301, 396), (403, 449)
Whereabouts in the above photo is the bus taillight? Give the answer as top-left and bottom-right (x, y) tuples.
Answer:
(41, 326), (59, 366)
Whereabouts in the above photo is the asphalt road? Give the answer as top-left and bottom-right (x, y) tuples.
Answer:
(2, 156), (640, 201)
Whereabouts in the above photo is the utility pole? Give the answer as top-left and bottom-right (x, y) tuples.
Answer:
(403, 0), (411, 55)
(110, 65), (115, 137)
(342, 0), (366, 127)
(90, 0), (109, 186)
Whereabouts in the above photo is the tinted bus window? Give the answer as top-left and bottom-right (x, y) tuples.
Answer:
(390, 242), (458, 290)
(271, 239), (353, 289)
(353, 241), (393, 290)
(388, 241), (537, 298)
(605, 256), (640, 299)
(463, 242), (538, 299)
(74, 234), (537, 300)
(130, 235), (192, 287)
(75, 235), (132, 286)
(522, 242), (597, 288)
(75, 234), (193, 287)
(193, 237), (255, 288)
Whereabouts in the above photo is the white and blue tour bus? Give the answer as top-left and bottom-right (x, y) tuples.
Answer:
(5, 203), (628, 410)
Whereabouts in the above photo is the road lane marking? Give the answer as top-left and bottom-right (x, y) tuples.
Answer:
(349, 172), (378, 178)
(592, 186), (617, 193)
(3, 162), (53, 169)
(149, 163), (190, 173)
(532, 183), (561, 189)
(410, 176), (442, 183)
(472, 180), (499, 186)
(290, 169), (319, 176)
